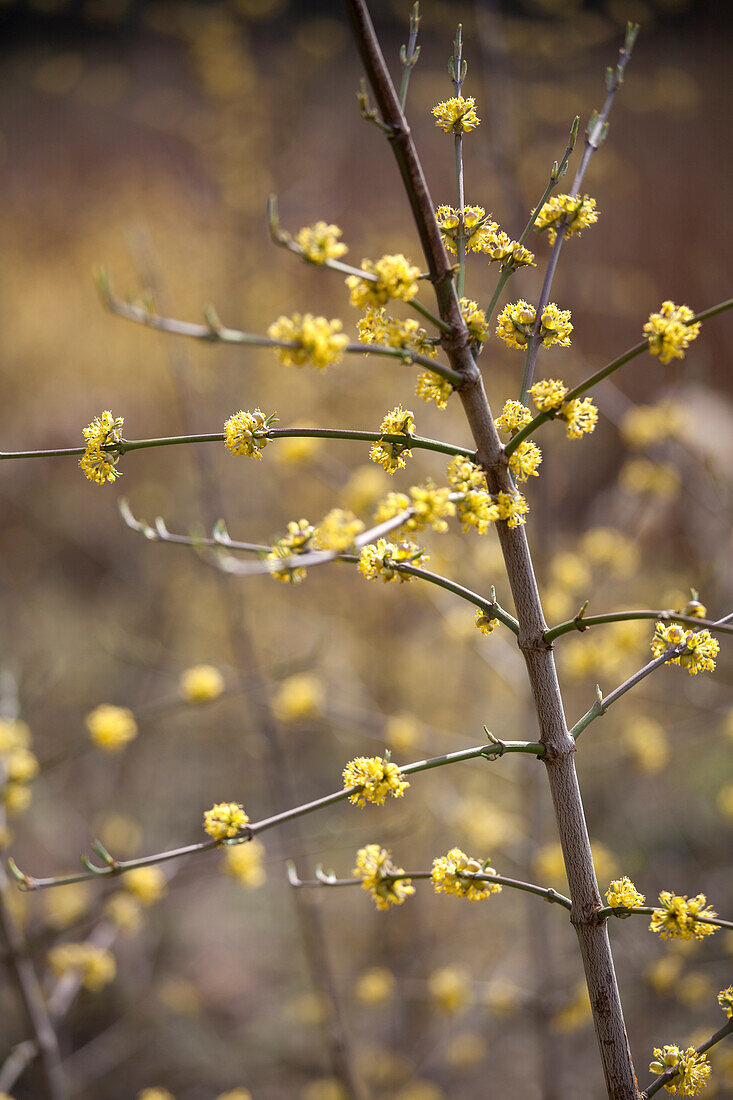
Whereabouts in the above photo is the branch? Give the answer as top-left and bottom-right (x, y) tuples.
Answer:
(504, 297), (733, 458)
(545, 608), (733, 644)
(569, 610), (733, 741)
(8, 739), (544, 892)
(598, 905), (733, 932)
(398, 2), (421, 110)
(641, 1018), (733, 1099)
(519, 22), (639, 401)
(96, 275), (461, 385)
(288, 865), (572, 911)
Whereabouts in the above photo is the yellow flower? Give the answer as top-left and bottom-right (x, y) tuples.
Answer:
(644, 301), (701, 364)
(43, 882), (90, 930)
(312, 508), (364, 551)
(5, 747), (38, 784)
(651, 622), (719, 675)
(431, 848), (501, 901)
(267, 314), (348, 369)
(342, 465), (388, 514)
(560, 397), (598, 438)
(605, 876), (645, 913)
(3, 783), (31, 816)
(85, 704), (138, 752)
(374, 483), (456, 536)
(621, 718), (670, 774)
(428, 966), (471, 1014)
(0, 718), (30, 753)
(496, 303), (571, 350)
(509, 439), (542, 481)
(267, 518), (314, 584)
(649, 892), (718, 941)
(533, 193), (599, 246)
(495, 399), (533, 435)
(488, 231), (535, 268)
(124, 866), (167, 906)
(342, 755), (409, 806)
(459, 296), (489, 343)
(295, 221), (347, 264)
(621, 402), (684, 448)
(648, 1045), (710, 1095)
(494, 490), (529, 528)
(79, 410), (124, 485)
(435, 205), (497, 253)
(203, 802), (249, 841)
(357, 306), (434, 356)
(432, 96), (480, 133)
(384, 714), (420, 753)
(105, 892), (143, 934)
(353, 844), (414, 910)
(369, 405), (415, 474)
(620, 458), (680, 498)
(415, 371), (453, 409)
(718, 986), (733, 1017)
(272, 674), (324, 722)
(138, 1091), (175, 1100)
(47, 943), (116, 991)
(530, 378), (569, 412)
(179, 665), (225, 704)
(223, 840), (266, 888)
(474, 609), (496, 635)
(346, 254), (420, 308)
(224, 408), (273, 459)
(355, 967), (396, 1006)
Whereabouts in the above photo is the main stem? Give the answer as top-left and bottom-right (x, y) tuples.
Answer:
(345, 4), (639, 1096)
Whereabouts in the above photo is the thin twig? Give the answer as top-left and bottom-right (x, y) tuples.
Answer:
(545, 608), (733, 644)
(519, 23), (639, 402)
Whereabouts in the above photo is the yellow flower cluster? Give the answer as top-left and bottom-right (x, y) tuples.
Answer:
(621, 458), (680, 498)
(80, 411), (124, 485)
(224, 840), (266, 888)
(342, 755), (409, 806)
(460, 296), (490, 343)
(124, 866), (167, 906)
(648, 1045), (710, 1095)
(355, 967), (396, 1006)
(272, 674), (324, 723)
(346, 254), (420, 308)
(312, 508), (365, 551)
(357, 306), (434, 357)
(429, 966), (472, 1014)
(224, 408), (273, 459)
(435, 205), (498, 254)
(431, 848), (501, 901)
(494, 490), (530, 528)
(718, 987), (733, 1018)
(447, 456), (493, 534)
(180, 665), (225, 704)
(374, 483), (456, 535)
(268, 314), (348, 369)
(416, 371), (453, 409)
(353, 844), (414, 910)
(474, 609), (496, 635)
(644, 301), (701, 364)
(509, 439), (543, 481)
(295, 221), (347, 264)
(651, 622), (719, 675)
(432, 96), (480, 133)
(47, 942), (116, 991)
(267, 519), (314, 584)
(0, 718), (38, 820)
(203, 802), (249, 841)
(621, 402), (684, 448)
(529, 381), (598, 439)
(496, 301), (572, 350)
(533, 193), (599, 246)
(649, 891), (718, 941)
(85, 704), (138, 753)
(605, 877), (645, 912)
(488, 232), (535, 268)
(358, 538), (426, 583)
(369, 405), (414, 474)
(495, 399), (533, 435)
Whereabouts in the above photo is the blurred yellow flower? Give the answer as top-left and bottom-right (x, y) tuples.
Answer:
(354, 967), (396, 1006)
(224, 840), (266, 888)
(272, 674), (324, 723)
(179, 665), (225, 704)
(85, 704), (138, 752)
(428, 966), (471, 1014)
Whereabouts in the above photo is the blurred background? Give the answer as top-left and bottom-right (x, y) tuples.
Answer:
(0, 0), (732, 1097)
